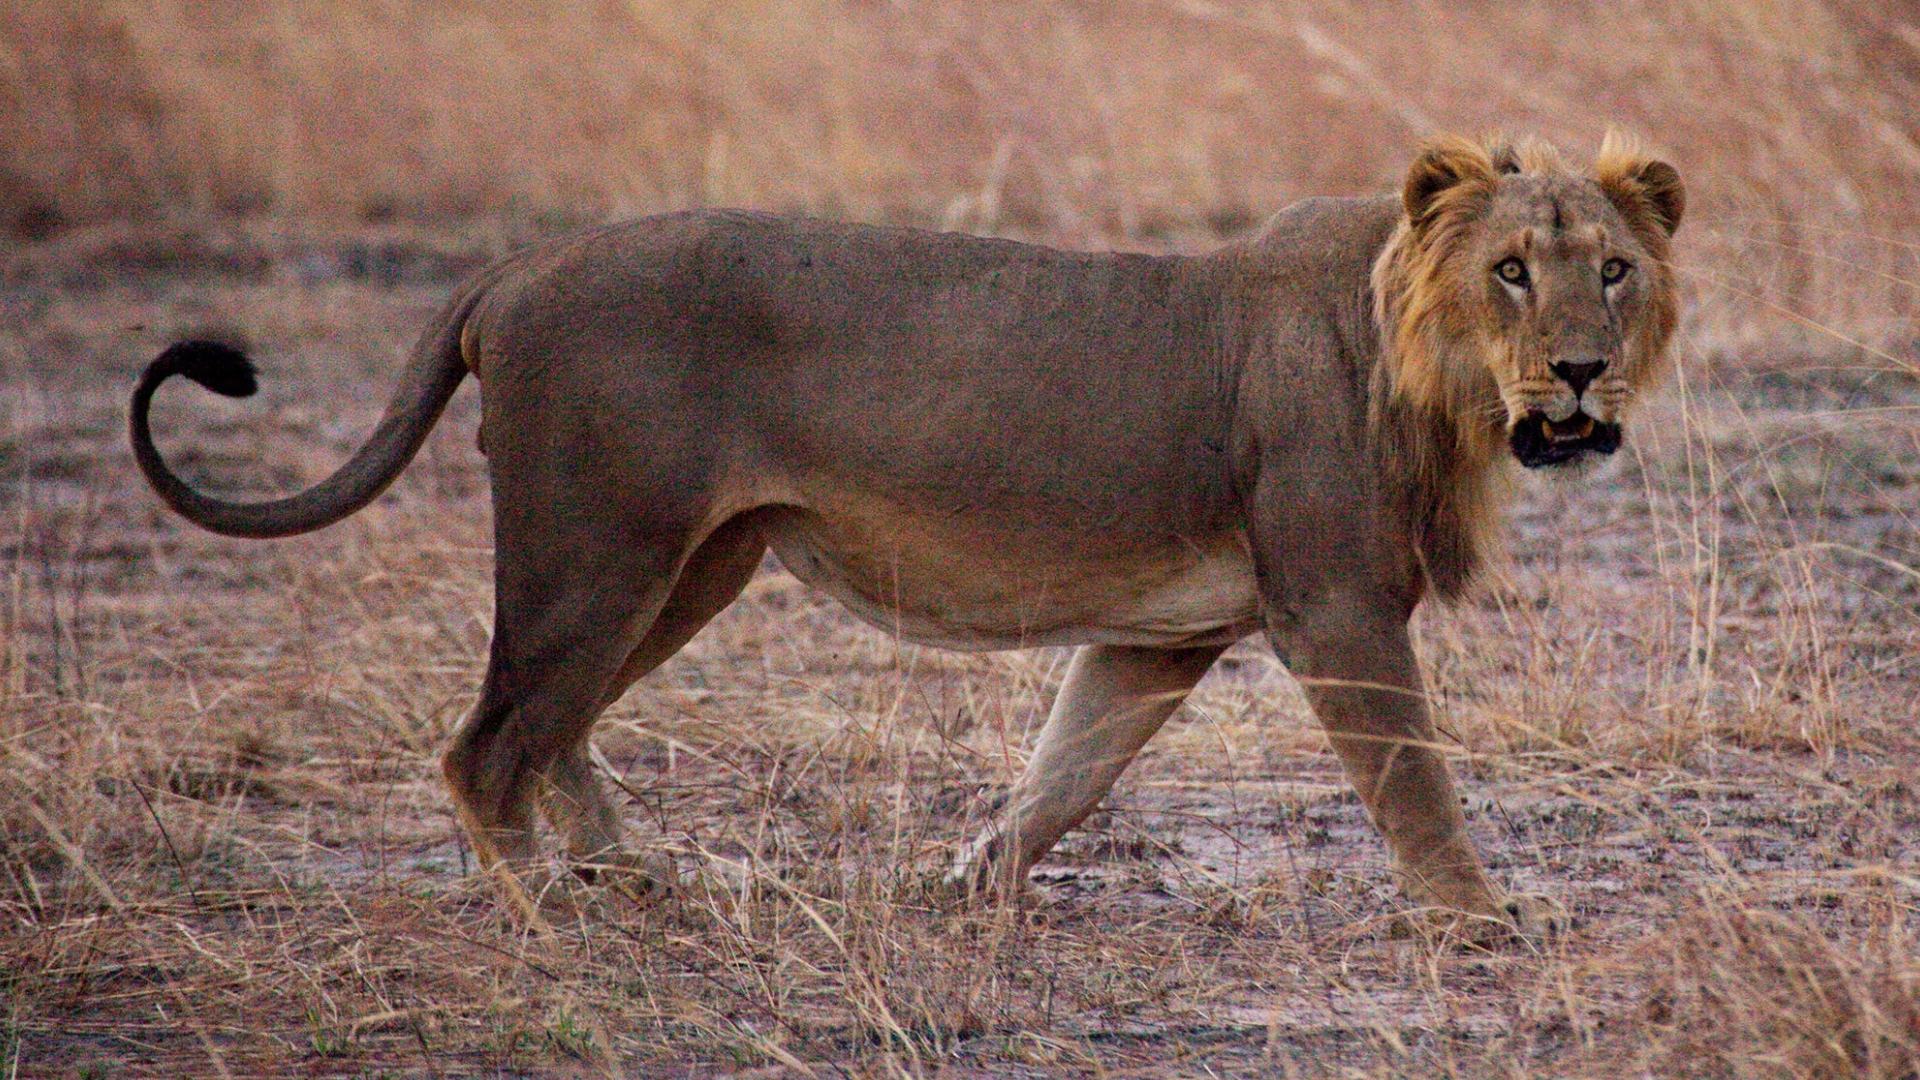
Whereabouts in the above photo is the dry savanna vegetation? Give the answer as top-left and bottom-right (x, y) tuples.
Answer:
(4, 2), (1920, 1077)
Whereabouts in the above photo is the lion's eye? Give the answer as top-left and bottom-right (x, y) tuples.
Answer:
(1602, 258), (1631, 285)
(1495, 258), (1530, 288)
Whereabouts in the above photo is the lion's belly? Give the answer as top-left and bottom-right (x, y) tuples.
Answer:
(758, 509), (1262, 651)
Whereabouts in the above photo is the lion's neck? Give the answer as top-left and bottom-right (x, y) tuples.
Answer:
(1364, 218), (1511, 601)
(1367, 362), (1506, 603)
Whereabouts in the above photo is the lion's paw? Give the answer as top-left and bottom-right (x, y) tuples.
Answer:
(1389, 892), (1567, 951)
(932, 842), (1036, 910)
(1501, 891), (1569, 944)
(568, 850), (676, 909)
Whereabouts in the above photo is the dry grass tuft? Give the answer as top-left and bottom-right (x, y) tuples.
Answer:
(1610, 897), (1920, 1079)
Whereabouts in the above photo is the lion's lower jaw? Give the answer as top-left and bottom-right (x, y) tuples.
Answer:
(1507, 411), (1623, 469)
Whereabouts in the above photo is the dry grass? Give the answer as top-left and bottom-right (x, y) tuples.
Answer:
(4, 3), (1920, 1077)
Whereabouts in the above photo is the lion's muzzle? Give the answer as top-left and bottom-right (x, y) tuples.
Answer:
(1509, 410), (1622, 468)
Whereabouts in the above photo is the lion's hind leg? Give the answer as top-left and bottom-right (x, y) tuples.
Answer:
(443, 601), (660, 880)
(947, 644), (1224, 899)
(542, 514), (768, 895)
(441, 510), (701, 890)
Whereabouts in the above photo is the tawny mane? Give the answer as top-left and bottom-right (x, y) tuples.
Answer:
(1368, 131), (1683, 599)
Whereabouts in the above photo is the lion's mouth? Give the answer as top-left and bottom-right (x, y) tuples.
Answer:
(1509, 411), (1623, 468)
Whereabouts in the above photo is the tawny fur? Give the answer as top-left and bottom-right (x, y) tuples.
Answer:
(131, 133), (1684, 933)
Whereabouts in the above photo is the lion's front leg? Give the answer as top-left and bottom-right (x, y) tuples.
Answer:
(1270, 599), (1517, 928)
(947, 643), (1224, 897)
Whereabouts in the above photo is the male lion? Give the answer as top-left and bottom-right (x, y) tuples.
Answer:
(131, 132), (1683, 935)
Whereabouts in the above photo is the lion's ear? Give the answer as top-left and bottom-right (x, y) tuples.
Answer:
(1597, 132), (1685, 238)
(1402, 135), (1498, 228)
(1629, 159), (1685, 237)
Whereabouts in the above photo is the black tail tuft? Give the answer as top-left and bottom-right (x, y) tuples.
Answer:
(151, 340), (258, 398)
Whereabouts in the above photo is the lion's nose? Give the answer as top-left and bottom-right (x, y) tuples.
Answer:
(1552, 359), (1607, 396)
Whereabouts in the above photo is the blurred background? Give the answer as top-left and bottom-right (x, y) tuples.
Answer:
(5, 0), (1918, 349)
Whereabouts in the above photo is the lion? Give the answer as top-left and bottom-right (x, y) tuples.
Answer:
(130, 132), (1683, 935)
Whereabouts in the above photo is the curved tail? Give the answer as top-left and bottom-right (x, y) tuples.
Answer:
(129, 283), (482, 539)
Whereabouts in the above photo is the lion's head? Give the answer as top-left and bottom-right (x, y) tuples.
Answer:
(1372, 131), (1685, 470)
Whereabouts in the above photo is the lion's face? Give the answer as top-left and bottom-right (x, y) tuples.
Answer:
(1463, 174), (1676, 468)
(1375, 133), (1685, 470)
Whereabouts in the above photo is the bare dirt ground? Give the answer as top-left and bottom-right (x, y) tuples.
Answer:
(3, 224), (1919, 1078)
